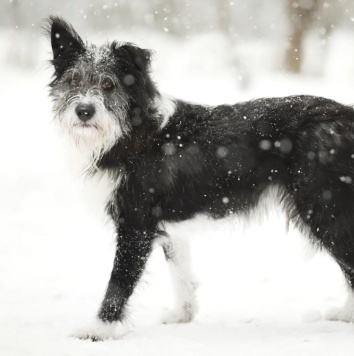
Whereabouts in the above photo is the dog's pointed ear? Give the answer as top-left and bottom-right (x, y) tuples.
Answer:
(112, 42), (153, 73)
(47, 16), (85, 73)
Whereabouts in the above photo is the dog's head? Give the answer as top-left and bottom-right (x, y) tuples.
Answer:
(47, 16), (160, 162)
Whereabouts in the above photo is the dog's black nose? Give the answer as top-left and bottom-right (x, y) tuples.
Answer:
(75, 104), (95, 122)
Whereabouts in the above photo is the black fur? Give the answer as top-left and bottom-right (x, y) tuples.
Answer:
(49, 17), (86, 76)
(47, 17), (354, 336)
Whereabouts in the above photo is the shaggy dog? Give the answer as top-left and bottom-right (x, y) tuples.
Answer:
(47, 16), (354, 340)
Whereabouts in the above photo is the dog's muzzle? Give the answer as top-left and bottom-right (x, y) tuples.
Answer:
(75, 104), (95, 122)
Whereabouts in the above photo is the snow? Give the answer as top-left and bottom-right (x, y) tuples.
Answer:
(2, 31), (354, 355)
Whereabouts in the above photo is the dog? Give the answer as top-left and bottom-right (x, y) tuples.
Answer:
(47, 16), (354, 340)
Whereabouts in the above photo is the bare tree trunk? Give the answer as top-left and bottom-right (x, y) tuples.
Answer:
(284, 25), (303, 73)
(216, 0), (232, 34)
(284, 0), (319, 74)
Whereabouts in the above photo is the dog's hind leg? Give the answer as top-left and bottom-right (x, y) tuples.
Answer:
(161, 236), (198, 323)
(325, 264), (354, 322)
(291, 174), (354, 323)
(306, 211), (354, 323)
(294, 199), (354, 323)
(294, 209), (354, 322)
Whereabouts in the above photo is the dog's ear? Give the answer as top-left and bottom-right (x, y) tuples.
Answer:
(47, 16), (85, 73)
(112, 43), (153, 73)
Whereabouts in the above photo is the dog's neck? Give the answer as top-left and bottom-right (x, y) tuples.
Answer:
(96, 112), (158, 171)
(96, 94), (177, 172)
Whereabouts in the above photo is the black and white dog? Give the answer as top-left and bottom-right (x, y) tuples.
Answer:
(47, 16), (354, 340)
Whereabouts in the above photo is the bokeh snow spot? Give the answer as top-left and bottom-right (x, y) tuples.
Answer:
(222, 197), (229, 204)
(259, 140), (272, 150)
(307, 151), (316, 160)
(340, 176), (353, 184)
(278, 138), (293, 154)
(123, 74), (135, 86)
(322, 190), (332, 200)
(216, 146), (229, 158)
(162, 142), (176, 155)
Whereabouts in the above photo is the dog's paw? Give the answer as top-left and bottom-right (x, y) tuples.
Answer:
(71, 320), (122, 341)
(161, 302), (198, 324)
(325, 294), (354, 323)
(71, 331), (105, 342)
(324, 307), (354, 323)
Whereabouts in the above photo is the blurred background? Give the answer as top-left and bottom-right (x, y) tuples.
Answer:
(2, 0), (354, 87)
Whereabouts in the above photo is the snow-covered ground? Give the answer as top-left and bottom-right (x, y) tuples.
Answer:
(2, 30), (354, 355)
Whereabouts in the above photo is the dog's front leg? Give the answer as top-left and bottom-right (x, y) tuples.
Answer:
(99, 226), (155, 322)
(73, 225), (155, 341)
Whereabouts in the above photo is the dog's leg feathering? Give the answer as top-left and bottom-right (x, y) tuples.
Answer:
(325, 290), (354, 323)
(73, 226), (155, 341)
(325, 265), (354, 323)
(71, 319), (124, 342)
(161, 236), (198, 324)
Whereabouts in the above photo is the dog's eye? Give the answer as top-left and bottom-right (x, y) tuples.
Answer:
(67, 77), (81, 87)
(102, 80), (114, 91)
(71, 79), (80, 86)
